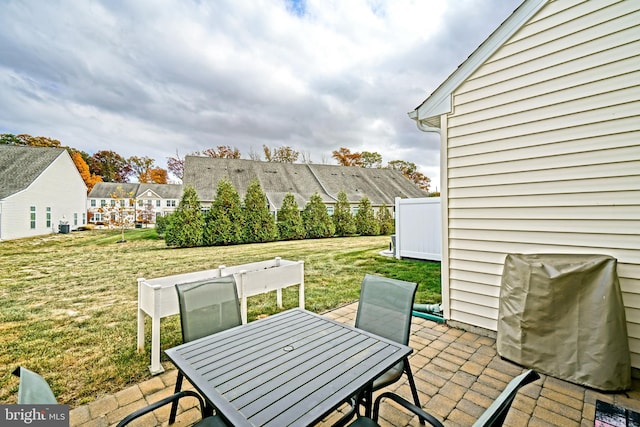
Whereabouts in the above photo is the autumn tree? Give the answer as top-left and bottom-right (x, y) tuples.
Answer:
(148, 168), (168, 184)
(129, 156), (154, 182)
(333, 190), (356, 237)
(73, 149), (93, 168)
(277, 193), (305, 241)
(137, 202), (156, 225)
(202, 146), (241, 159)
(0, 133), (62, 147)
(388, 160), (430, 192)
(165, 186), (204, 248)
(167, 146), (241, 180)
(302, 193), (335, 239)
(71, 151), (102, 193)
(331, 147), (431, 191)
(91, 150), (132, 182)
(24, 135), (62, 147)
(167, 154), (185, 180)
(361, 151), (383, 168)
(99, 186), (135, 242)
(332, 147), (362, 167)
(355, 196), (379, 236)
(376, 203), (394, 235)
(407, 170), (431, 192)
(243, 179), (277, 243)
(387, 160), (415, 174)
(263, 145), (300, 163)
(204, 179), (244, 245)
(129, 156), (168, 183)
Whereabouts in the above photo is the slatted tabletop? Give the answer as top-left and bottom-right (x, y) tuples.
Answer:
(165, 308), (412, 427)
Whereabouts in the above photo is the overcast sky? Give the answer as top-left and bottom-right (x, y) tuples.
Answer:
(0, 0), (523, 190)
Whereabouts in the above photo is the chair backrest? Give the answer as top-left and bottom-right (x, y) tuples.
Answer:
(355, 274), (418, 345)
(472, 369), (540, 427)
(175, 275), (242, 343)
(12, 367), (57, 404)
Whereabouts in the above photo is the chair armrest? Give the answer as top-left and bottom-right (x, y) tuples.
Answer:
(333, 397), (358, 427)
(374, 392), (444, 427)
(117, 390), (205, 427)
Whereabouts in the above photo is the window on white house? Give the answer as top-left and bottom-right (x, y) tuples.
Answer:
(74, 213), (78, 226)
(101, 199), (106, 207)
(90, 199), (96, 207)
(46, 207), (51, 228)
(30, 206), (36, 229)
(326, 206), (334, 216)
(156, 200), (161, 207)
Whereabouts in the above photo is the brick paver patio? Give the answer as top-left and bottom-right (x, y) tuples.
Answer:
(69, 302), (640, 426)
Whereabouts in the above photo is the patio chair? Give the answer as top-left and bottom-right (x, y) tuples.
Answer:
(345, 274), (422, 423)
(170, 275), (242, 424)
(348, 369), (540, 427)
(117, 390), (229, 426)
(12, 366), (57, 404)
(12, 366), (228, 426)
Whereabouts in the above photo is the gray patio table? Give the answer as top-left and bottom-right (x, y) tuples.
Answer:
(165, 308), (413, 427)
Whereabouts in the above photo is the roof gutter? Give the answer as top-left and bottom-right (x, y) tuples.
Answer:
(415, 120), (440, 133)
(409, 109), (441, 133)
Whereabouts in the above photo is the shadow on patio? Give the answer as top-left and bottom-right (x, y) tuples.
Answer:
(69, 302), (640, 427)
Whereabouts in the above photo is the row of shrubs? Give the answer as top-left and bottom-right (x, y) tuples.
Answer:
(156, 179), (394, 248)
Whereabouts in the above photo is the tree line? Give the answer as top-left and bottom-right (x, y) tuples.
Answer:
(1, 133), (431, 193)
(160, 179), (394, 248)
(0, 133), (168, 192)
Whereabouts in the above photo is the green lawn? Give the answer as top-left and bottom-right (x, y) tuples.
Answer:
(0, 229), (440, 406)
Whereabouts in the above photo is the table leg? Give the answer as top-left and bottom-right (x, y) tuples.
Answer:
(363, 386), (373, 418)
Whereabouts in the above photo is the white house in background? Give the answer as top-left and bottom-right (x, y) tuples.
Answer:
(87, 182), (183, 225)
(0, 145), (87, 241)
(409, 0), (640, 369)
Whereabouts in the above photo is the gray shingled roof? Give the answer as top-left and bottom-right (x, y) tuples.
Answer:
(88, 182), (183, 199)
(307, 163), (428, 205)
(183, 157), (428, 209)
(88, 182), (139, 198)
(137, 183), (184, 199)
(0, 145), (67, 199)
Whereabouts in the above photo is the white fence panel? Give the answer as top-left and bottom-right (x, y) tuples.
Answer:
(395, 197), (441, 261)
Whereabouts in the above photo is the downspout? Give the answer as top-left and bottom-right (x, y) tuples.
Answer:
(412, 113), (449, 323)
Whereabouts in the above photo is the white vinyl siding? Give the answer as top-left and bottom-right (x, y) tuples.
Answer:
(443, 1), (640, 367)
(1, 151), (87, 240)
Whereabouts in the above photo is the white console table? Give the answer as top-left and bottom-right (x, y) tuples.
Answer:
(137, 257), (304, 374)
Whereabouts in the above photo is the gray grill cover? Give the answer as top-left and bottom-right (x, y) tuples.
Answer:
(497, 254), (631, 391)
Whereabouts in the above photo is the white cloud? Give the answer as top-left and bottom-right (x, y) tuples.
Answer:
(0, 0), (523, 190)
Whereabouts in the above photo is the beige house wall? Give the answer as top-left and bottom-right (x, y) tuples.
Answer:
(442, 0), (640, 366)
